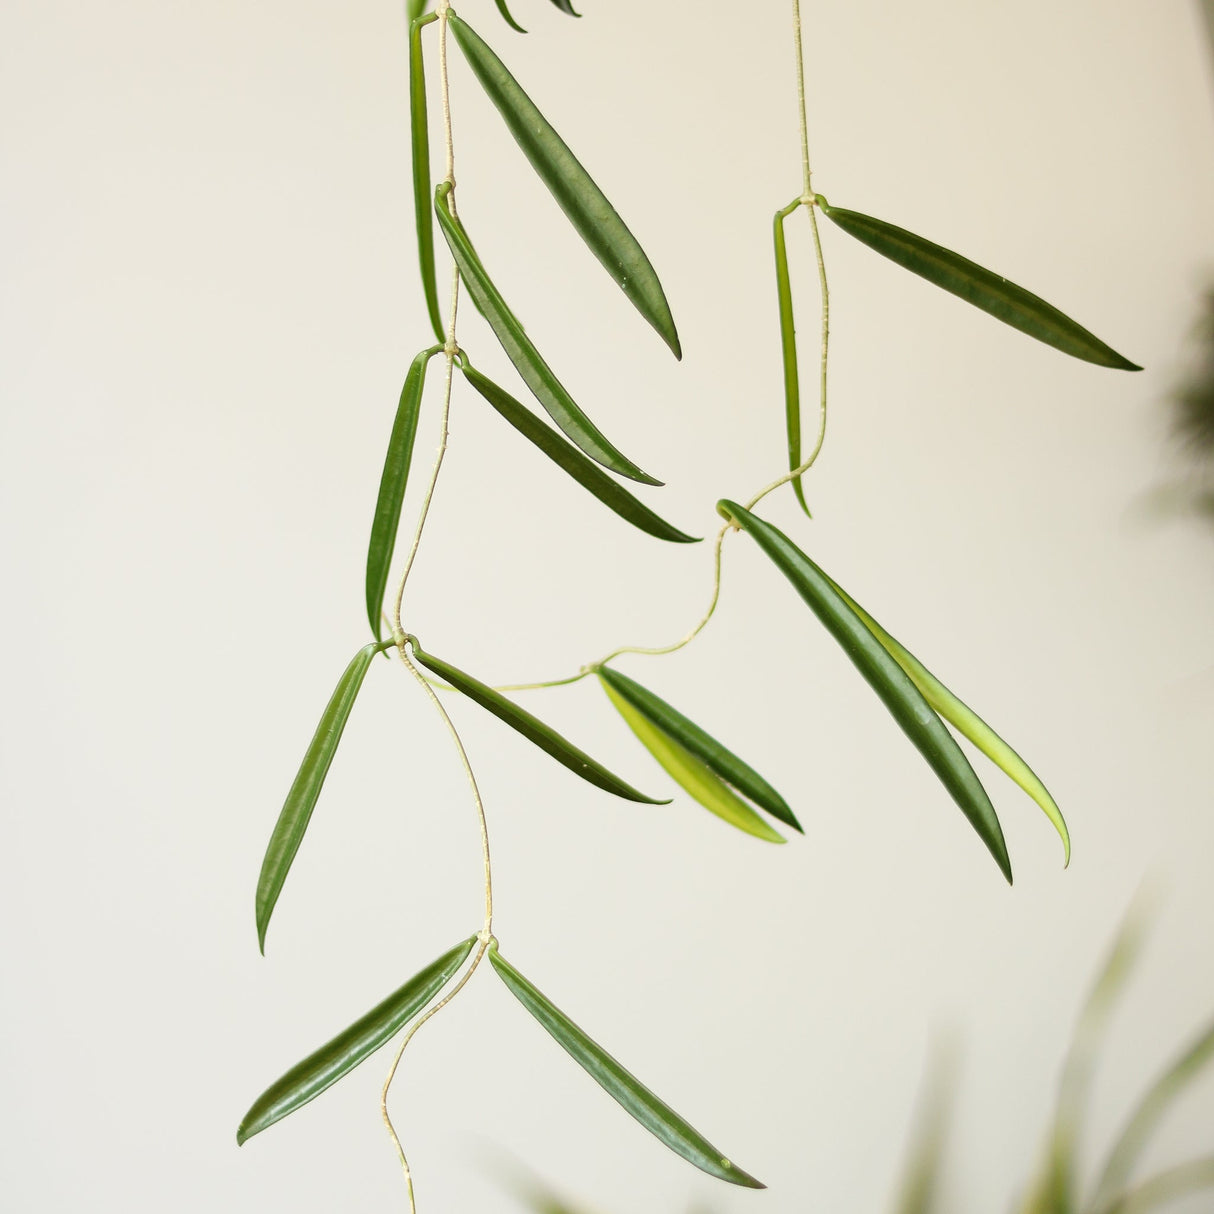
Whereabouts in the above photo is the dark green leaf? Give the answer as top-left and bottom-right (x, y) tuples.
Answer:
(1091, 1016), (1214, 1214)
(410, 12), (444, 343)
(460, 363), (695, 542)
(492, 0), (527, 33)
(488, 943), (765, 1188)
(366, 347), (440, 640)
(717, 500), (1011, 882)
(408, 638), (667, 803)
(546, 0), (581, 14)
(773, 206), (810, 516)
(826, 576), (1069, 864)
(255, 644), (382, 952)
(597, 666), (800, 832)
(599, 674), (785, 842)
(815, 196), (1140, 370)
(448, 14), (678, 358)
(434, 183), (659, 484)
(237, 935), (476, 1144)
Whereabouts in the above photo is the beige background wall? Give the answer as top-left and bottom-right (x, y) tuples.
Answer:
(3, 2), (1214, 1211)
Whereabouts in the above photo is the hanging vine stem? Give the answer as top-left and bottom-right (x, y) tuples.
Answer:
(381, 4), (495, 1210)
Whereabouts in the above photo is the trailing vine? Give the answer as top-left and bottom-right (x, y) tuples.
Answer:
(237, 2), (1139, 1208)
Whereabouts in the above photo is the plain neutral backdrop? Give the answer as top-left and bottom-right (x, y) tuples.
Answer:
(4, 2), (1214, 1212)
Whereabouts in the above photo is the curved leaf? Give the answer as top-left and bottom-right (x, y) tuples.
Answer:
(239, 932), (475, 1141)
(774, 205), (810, 516)
(815, 196), (1140, 371)
(366, 347), (441, 639)
(717, 500), (1011, 882)
(448, 14), (678, 358)
(826, 576), (1069, 865)
(237, 935), (476, 1144)
(410, 12), (444, 343)
(255, 643), (383, 952)
(597, 665), (800, 832)
(547, 0), (581, 14)
(488, 943), (765, 1188)
(492, 0), (527, 33)
(434, 183), (659, 485)
(461, 364), (696, 543)
(1091, 1017), (1214, 1214)
(408, 638), (668, 803)
(599, 674), (785, 843)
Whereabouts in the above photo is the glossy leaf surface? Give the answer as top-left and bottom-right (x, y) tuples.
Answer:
(828, 577), (1070, 865)
(774, 206), (809, 516)
(717, 500), (1011, 882)
(1092, 1017), (1214, 1214)
(409, 639), (667, 803)
(547, 0), (580, 14)
(255, 644), (380, 952)
(815, 196), (1140, 370)
(449, 14), (679, 358)
(410, 13), (443, 343)
(366, 347), (439, 640)
(461, 364), (696, 543)
(489, 943), (765, 1187)
(598, 666), (800, 832)
(599, 675), (785, 843)
(434, 184), (658, 484)
(492, 0), (526, 33)
(237, 935), (475, 1143)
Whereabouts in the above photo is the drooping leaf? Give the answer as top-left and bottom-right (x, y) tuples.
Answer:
(366, 347), (441, 640)
(716, 500), (1011, 882)
(492, 0), (527, 33)
(546, 0), (581, 15)
(815, 195), (1140, 371)
(255, 643), (384, 952)
(597, 665), (800, 832)
(773, 205), (810, 516)
(237, 935), (476, 1144)
(826, 576), (1070, 865)
(599, 674), (785, 843)
(1100, 1157), (1214, 1214)
(408, 638), (668, 803)
(448, 13), (679, 358)
(460, 363), (696, 543)
(488, 942), (765, 1188)
(410, 11), (444, 343)
(434, 184), (660, 484)
(1090, 1016), (1214, 1214)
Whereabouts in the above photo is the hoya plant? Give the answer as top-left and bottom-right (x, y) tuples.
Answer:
(236, 1), (1142, 1209)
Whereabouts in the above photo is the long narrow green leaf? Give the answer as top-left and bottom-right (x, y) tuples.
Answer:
(717, 500), (1011, 882)
(1090, 1017), (1214, 1214)
(408, 638), (668, 804)
(460, 363), (696, 543)
(410, 12), (444, 343)
(366, 347), (441, 640)
(435, 183), (659, 485)
(492, 0), (527, 33)
(488, 943), (765, 1187)
(255, 644), (382, 952)
(774, 205), (810, 517)
(546, 0), (581, 14)
(599, 675), (785, 843)
(597, 666), (800, 832)
(827, 576), (1070, 865)
(1101, 1157), (1214, 1214)
(815, 196), (1140, 370)
(237, 934), (476, 1143)
(448, 14), (679, 358)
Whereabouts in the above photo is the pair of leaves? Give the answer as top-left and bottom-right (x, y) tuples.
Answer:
(237, 935), (476, 1144)
(489, 942), (763, 1187)
(717, 500), (1013, 882)
(459, 362), (697, 543)
(493, 0), (582, 34)
(407, 636), (666, 803)
(255, 642), (389, 952)
(597, 666), (799, 843)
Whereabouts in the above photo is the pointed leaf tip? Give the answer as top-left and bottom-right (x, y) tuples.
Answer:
(489, 943), (765, 1187)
